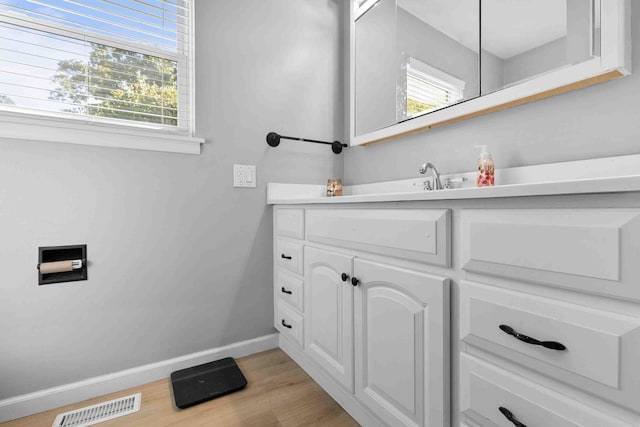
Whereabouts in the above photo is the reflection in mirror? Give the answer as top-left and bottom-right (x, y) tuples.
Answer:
(403, 57), (466, 120)
(354, 0), (480, 137)
(481, 0), (599, 95)
(355, 0), (398, 136)
(395, 0), (479, 122)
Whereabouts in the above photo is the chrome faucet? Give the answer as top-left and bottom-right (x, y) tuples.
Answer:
(419, 162), (443, 190)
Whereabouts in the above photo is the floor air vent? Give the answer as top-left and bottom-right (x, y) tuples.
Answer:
(52, 393), (141, 427)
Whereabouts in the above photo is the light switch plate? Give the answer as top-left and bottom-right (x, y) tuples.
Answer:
(233, 164), (257, 188)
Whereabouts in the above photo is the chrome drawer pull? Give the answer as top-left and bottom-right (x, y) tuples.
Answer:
(281, 287), (292, 295)
(281, 319), (292, 329)
(499, 324), (567, 351)
(281, 254), (292, 260)
(499, 407), (527, 427)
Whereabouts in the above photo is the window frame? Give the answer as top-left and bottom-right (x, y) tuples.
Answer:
(0, 1), (203, 154)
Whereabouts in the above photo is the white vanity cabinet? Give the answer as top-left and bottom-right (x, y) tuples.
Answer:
(274, 206), (451, 427)
(273, 197), (640, 427)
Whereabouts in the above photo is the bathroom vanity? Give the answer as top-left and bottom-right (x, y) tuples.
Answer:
(268, 1), (637, 424)
(269, 156), (640, 427)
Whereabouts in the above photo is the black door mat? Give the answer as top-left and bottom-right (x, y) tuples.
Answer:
(170, 357), (247, 409)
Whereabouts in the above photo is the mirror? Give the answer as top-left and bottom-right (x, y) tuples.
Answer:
(354, 0), (480, 136)
(481, 0), (599, 95)
(351, 0), (629, 146)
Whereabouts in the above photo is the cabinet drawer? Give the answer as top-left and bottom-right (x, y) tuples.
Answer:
(461, 209), (640, 300)
(461, 281), (640, 410)
(275, 269), (304, 313)
(275, 208), (304, 240)
(275, 238), (303, 276)
(306, 208), (450, 266)
(460, 354), (631, 427)
(276, 301), (304, 347)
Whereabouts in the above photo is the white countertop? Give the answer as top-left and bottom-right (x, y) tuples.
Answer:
(268, 175), (640, 205)
(268, 155), (640, 205)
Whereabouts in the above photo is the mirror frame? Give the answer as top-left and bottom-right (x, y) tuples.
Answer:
(349, 0), (631, 147)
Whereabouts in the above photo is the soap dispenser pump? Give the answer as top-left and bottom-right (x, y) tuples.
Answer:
(476, 145), (495, 187)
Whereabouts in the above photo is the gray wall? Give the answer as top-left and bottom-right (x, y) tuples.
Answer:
(502, 2), (592, 87)
(502, 37), (567, 87)
(480, 48), (504, 95)
(343, 3), (639, 184)
(0, 0), (343, 399)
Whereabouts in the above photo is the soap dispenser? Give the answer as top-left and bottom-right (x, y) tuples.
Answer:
(476, 145), (495, 187)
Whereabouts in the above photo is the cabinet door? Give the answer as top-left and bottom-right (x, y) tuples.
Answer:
(354, 259), (449, 427)
(304, 246), (354, 392)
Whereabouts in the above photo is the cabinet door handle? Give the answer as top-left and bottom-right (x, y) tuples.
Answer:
(281, 319), (292, 329)
(281, 287), (292, 295)
(499, 407), (528, 427)
(499, 324), (567, 351)
(351, 277), (359, 287)
(281, 254), (292, 260)
(341, 273), (349, 282)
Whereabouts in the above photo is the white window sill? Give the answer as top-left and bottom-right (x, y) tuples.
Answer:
(0, 112), (205, 155)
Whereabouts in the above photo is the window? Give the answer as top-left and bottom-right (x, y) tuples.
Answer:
(354, 0), (381, 20)
(406, 58), (465, 118)
(0, 1), (201, 153)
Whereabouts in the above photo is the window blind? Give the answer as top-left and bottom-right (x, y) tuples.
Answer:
(0, 0), (191, 129)
(407, 74), (451, 112)
(406, 59), (465, 118)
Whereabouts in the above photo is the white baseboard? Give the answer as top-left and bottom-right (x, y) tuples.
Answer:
(0, 333), (279, 423)
(278, 334), (385, 427)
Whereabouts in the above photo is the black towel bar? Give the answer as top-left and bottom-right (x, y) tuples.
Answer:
(266, 132), (347, 154)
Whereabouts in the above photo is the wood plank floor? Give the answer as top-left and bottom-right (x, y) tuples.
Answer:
(2, 349), (359, 427)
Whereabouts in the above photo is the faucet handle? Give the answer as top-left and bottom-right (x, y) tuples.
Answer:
(412, 180), (433, 191)
(443, 176), (469, 189)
